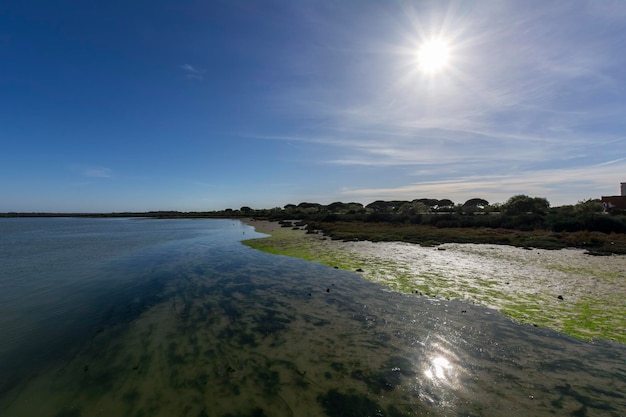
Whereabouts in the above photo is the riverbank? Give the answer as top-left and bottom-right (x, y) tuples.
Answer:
(242, 219), (626, 344)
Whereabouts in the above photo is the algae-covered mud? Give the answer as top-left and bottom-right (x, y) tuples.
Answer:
(243, 220), (626, 343)
(1, 218), (625, 417)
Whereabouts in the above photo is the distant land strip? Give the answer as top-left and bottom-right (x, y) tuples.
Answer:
(3, 194), (626, 254)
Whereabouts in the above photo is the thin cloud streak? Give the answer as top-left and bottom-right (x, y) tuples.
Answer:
(70, 165), (113, 179)
(180, 64), (205, 80)
(84, 167), (113, 178)
(596, 157), (626, 167)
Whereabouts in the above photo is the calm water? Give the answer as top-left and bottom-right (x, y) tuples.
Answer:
(0, 218), (624, 417)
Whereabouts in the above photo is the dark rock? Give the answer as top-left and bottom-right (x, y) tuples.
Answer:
(557, 295), (564, 300)
(356, 268), (363, 272)
(326, 288), (330, 293)
(585, 250), (611, 256)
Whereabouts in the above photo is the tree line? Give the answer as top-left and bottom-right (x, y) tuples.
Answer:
(225, 195), (626, 235)
(3, 194), (625, 235)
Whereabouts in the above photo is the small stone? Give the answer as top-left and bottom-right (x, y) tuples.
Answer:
(326, 288), (330, 293)
(557, 295), (564, 300)
(356, 268), (363, 272)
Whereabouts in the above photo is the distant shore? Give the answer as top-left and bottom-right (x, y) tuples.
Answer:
(242, 218), (626, 344)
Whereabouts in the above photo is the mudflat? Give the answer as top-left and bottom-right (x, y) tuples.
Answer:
(243, 219), (626, 343)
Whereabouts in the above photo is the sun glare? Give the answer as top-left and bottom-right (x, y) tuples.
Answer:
(417, 39), (450, 74)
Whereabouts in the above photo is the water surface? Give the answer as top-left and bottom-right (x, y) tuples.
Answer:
(0, 218), (624, 416)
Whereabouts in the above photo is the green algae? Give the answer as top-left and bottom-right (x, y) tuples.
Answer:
(244, 229), (364, 273)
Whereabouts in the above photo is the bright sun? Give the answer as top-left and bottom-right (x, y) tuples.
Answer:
(417, 39), (450, 74)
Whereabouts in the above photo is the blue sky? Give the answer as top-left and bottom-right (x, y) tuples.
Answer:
(2, 1), (626, 212)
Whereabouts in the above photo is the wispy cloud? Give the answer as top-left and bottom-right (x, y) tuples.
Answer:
(193, 181), (219, 187)
(241, 1), (626, 206)
(84, 167), (113, 178)
(340, 158), (626, 205)
(596, 157), (626, 167)
(70, 181), (92, 187)
(180, 64), (206, 80)
(70, 164), (113, 179)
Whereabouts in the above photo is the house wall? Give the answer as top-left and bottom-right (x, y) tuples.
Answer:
(601, 195), (626, 211)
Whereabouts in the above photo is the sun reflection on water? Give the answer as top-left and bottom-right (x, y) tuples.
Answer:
(417, 337), (465, 410)
(425, 356), (452, 381)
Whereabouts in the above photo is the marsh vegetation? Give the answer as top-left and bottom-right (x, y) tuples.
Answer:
(232, 196), (626, 255)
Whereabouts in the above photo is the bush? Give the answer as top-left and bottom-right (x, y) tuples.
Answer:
(586, 216), (626, 234)
(502, 195), (550, 215)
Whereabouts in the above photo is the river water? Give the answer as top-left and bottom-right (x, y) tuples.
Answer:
(0, 218), (624, 417)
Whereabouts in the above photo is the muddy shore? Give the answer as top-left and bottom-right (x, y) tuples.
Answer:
(242, 219), (626, 343)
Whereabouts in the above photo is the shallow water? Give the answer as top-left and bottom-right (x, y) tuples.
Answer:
(1, 218), (625, 416)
